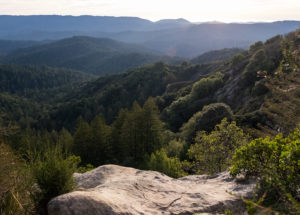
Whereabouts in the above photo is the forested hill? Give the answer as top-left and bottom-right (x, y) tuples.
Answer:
(3, 36), (181, 75)
(0, 40), (43, 55)
(1, 29), (300, 137)
(191, 48), (244, 64)
(38, 30), (300, 137)
(0, 65), (94, 95)
(1, 27), (300, 215)
(0, 65), (95, 127)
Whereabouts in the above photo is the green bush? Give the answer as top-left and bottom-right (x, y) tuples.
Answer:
(243, 50), (267, 85)
(0, 143), (34, 215)
(188, 118), (249, 174)
(164, 139), (186, 158)
(180, 103), (233, 144)
(30, 144), (80, 210)
(230, 53), (246, 68)
(77, 164), (94, 173)
(251, 79), (269, 96)
(146, 149), (186, 178)
(191, 72), (223, 99)
(230, 129), (300, 212)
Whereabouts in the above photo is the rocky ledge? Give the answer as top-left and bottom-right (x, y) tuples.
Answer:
(48, 165), (256, 215)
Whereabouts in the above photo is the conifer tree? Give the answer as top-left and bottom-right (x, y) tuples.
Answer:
(58, 128), (73, 151)
(73, 116), (92, 164)
(111, 109), (129, 163)
(119, 99), (165, 166)
(141, 97), (164, 155)
(120, 101), (143, 165)
(90, 116), (111, 165)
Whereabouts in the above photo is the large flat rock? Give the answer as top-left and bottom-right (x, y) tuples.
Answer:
(48, 165), (256, 215)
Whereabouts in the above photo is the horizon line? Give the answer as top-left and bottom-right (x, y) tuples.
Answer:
(0, 14), (300, 24)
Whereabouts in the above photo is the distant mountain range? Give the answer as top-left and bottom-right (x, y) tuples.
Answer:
(0, 15), (190, 34)
(0, 16), (300, 57)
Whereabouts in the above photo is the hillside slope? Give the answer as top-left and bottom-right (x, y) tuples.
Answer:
(0, 65), (95, 126)
(41, 30), (300, 136)
(0, 40), (43, 56)
(191, 48), (244, 64)
(3, 36), (178, 75)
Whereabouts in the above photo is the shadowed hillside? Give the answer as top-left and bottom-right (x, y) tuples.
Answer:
(3, 36), (182, 75)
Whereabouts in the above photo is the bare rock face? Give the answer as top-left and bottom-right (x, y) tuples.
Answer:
(48, 165), (256, 215)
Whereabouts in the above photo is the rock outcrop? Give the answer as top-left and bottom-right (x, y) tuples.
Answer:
(48, 165), (256, 215)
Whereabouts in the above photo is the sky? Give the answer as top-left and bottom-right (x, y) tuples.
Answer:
(0, 0), (300, 23)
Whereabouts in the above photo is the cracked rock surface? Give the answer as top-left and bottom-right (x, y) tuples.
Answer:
(48, 165), (256, 215)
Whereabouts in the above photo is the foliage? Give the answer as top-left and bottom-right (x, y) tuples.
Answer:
(243, 49), (269, 86)
(0, 65), (94, 128)
(0, 143), (35, 215)
(118, 98), (165, 166)
(230, 129), (300, 212)
(163, 73), (224, 131)
(1, 29), (300, 138)
(249, 41), (264, 54)
(46, 63), (171, 129)
(180, 103), (233, 144)
(146, 149), (186, 178)
(72, 98), (165, 167)
(230, 53), (246, 68)
(191, 48), (244, 64)
(251, 79), (269, 96)
(73, 116), (111, 166)
(77, 164), (95, 173)
(191, 72), (224, 99)
(0, 65), (93, 97)
(30, 144), (80, 209)
(188, 118), (249, 174)
(164, 139), (186, 158)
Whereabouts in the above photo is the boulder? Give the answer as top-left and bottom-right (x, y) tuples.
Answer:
(48, 165), (256, 215)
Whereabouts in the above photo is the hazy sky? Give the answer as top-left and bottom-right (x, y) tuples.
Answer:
(0, 0), (300, 22)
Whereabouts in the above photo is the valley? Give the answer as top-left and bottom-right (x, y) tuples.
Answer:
(0, 15), (299, 215)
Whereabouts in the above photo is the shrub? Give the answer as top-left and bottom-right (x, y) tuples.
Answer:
(188, 118), (249, 174)
(191, 72), (223, 99)
(230, 129), (300, 212)
(180, 103), (233, 144)
(146, 149), (186, 178)
(243, 50), (267, 85)
(30, 144), (80, 212)
(251, 79), (269, 96)
(231, 54), (244, 63)
(165, 139), (186, 158)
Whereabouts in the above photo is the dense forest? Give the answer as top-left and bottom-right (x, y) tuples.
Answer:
(0, 28), (300, 215)
(2, 36), (182, 75)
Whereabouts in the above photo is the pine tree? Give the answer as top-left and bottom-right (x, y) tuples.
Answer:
(111, 108), (129, 163)
(58, 128), (73, 152)
(119, 99), (165, 167)
(73, 116), (92, 164)
(120, 101), (143, 165)
(141, 97), (164, 155)
(90, 116), (111, 165)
